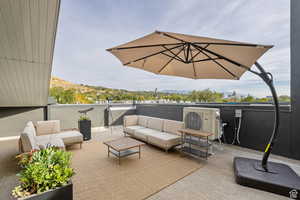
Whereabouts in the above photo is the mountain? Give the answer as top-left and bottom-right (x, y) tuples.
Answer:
(159, 89), (191, 94)
(50, 77), (247, 98)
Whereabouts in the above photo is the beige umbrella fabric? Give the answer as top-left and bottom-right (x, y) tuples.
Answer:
(107, 31), (272, 80)
(107, 31), (281, 170)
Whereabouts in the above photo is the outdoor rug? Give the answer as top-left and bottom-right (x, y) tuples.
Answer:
(69, 138), (202, 200)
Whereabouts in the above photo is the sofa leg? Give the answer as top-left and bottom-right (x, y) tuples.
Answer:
(18, 138), (23, 153)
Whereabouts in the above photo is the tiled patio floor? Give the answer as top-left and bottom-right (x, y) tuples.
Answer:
(1, 126), (299, 200)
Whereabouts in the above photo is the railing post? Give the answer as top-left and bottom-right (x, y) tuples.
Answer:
(43, 106), (48, 121)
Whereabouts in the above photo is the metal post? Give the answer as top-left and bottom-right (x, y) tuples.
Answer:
(206, 136), (208, 160)
(43, 106), (48, 121)
(251, 62), (280, 171)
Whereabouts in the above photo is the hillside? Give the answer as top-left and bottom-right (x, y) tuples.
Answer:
(50, 77), (95, 93)
(49, 77), (290, 104)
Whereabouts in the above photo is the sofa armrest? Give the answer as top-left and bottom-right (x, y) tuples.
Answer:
(36, 120), (61, 136)
(163, 119), (184, 135)
(124, 115), (138, 127)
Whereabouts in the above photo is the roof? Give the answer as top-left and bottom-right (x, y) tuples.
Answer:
(0, 0), (60, 107)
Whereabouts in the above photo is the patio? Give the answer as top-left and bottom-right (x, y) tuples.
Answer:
(0, 1), (300, 199)
(1, 126), (299, 200)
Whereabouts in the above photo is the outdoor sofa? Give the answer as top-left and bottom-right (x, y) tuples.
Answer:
(19, 120), (83, 152)
(123, 115), (184, 152)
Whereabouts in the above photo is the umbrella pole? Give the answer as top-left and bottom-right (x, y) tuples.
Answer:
(251, 62), (280, 171)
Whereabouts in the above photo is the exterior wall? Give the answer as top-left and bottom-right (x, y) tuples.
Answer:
(291, 0), (300, 161)
(0, 104), (136, 137)
(106, 107), (136, 126)
(0, 108), (44, 137)
(48, 104), (136, 130)
(48, 104), (107, 129)
(136, 104), (294, 159)
(0, 103), (296, 160)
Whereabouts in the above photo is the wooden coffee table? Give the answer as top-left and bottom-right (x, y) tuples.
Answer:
(103, 137), (145, 165)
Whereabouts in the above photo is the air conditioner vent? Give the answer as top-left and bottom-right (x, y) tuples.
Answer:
(183, 107), (220, 140)
(185, 112), (202, 130)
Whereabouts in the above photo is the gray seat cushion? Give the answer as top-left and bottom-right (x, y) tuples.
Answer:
(163, 119), (184, 135)
(36, 120), (61, 136)
(56, 131), (83, 145)
(147, 117), (163, 131)
(21, 121), (40, 152)
(124, 115), (138, 127)
(147, 132), (181, 150)
(138, 116), (149, 127)
(36, 131), (83, 146)
(124, 125), (146, 135)
(134, 128), (156, 141)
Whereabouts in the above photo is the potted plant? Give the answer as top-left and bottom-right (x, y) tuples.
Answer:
(78, 114), (91, 141)
(12, 147), (74, 200)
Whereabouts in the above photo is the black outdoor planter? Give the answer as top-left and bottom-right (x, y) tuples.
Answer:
(78, 120), (91, 141)
(18, 183), (73, 200)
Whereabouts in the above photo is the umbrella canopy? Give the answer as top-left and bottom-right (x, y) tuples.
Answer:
(107, 31), (273, 80)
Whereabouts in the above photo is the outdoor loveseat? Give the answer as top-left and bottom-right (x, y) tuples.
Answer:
(19, 120), (83, 152)
(123, 115), (183, 152)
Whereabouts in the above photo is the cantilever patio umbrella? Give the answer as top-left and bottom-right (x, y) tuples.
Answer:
(106, 31), (300, 197)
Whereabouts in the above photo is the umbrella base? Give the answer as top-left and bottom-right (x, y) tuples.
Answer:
(234, 157), (300, 199)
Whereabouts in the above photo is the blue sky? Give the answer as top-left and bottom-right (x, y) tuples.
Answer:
(52, 0), (290, 97)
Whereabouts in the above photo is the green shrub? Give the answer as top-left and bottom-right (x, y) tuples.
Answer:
(12, 147), (75, 198)
(79, 115), (90, 121)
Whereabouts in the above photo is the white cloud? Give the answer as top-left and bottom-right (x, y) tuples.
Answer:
(52, 0), (290, 97)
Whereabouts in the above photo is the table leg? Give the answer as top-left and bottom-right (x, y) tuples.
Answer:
(206, 136), (208, 160)
(107, 146), (110, 157)
(199, 136), (201, 157)
(139, 146), (141, 159)
(189, 135), (192, 153)
(118, 151), (121, 165)
(181, 133), (183, 149)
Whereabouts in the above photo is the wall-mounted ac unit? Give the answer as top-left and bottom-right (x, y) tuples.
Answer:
(183, 107), (221, 140)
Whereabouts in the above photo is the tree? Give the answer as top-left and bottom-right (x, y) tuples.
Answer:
(49, 87), (76, 104)
(257, 97), (269, 102)
(187, 89), (223, 103)
(49, 87), (64, 103)
(75, 93), (93, 104)
(241, 95), (255, 102)
(279, 95), (290, 102)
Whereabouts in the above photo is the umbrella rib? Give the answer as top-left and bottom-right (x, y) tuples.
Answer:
(189, 47), (197, 78)
(157, 31), (187, 43)
(192, 44), (239, 79)
(158, 46), (185, 73)
(186, 43), (190, 62)
(123, 44), (184, 65)
(193, 42), (272, 48)
(213, 59), (239, 79)
(142, 59), (147, 68)
(157, 31), (272, 49)
(188, 44), (209, 63)
(190, 50), (201, 61)
(107, 43), (183, 51)
(161, 52), (186, 63)
(193, 58), (221, 63)
(162, 45), (186, 63)
(192, 43), (249, 71)
(183, 45), (187, 61)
